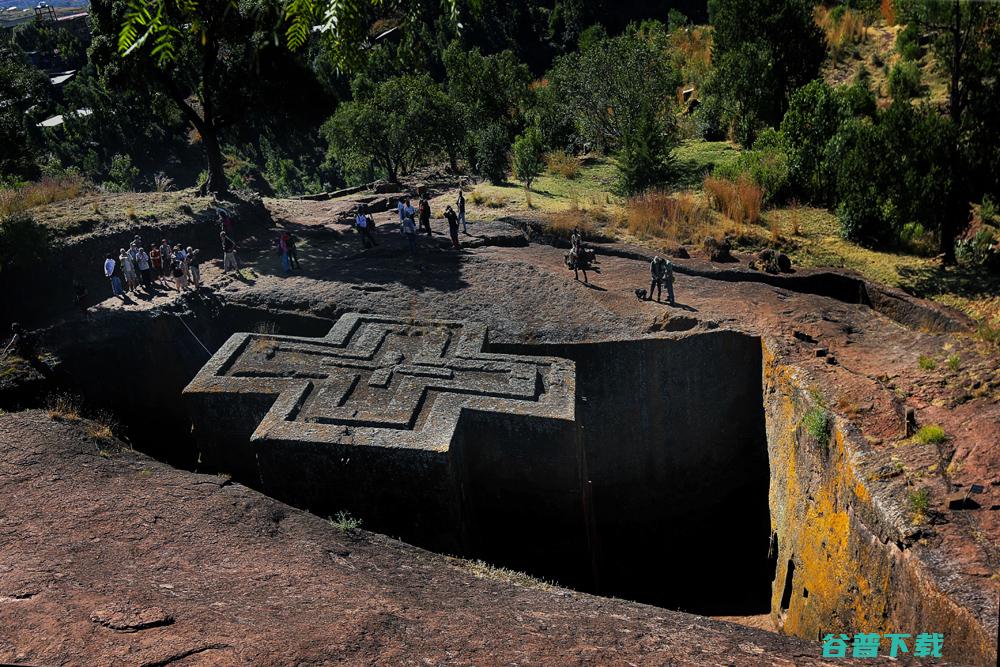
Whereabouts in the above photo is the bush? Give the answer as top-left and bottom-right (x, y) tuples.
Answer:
(896, 23), (922, 61)
(105, 153), (139, 193)
(918, 354), (936, 370)
(713, 129), (790, 204)
(888, 61), (924, 100)
(704, 176), (763, 225)
(474, 124), (510, 185)
(956, 228), (999, 270)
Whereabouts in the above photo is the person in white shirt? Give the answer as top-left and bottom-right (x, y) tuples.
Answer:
(136, 247), (152, 289)
(104, 254), (123, 297)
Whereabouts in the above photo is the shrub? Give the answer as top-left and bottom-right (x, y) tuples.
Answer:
(956, 228), (998, 271)
(545, 150), (580, 179)
(895, 23), (921, 61)
(914, 424), (947, 445)
(329, 510), (362, 531)
(918, 354), (936, 370)
(888, 61), (924, 100)
(713, 129), (790, 204)
(614, 104), (674, 195)
(803, 406), (832, 444)
(946, 354), (961, 372)
(704, 176), (763, 225)
(105, 153), (139, 193)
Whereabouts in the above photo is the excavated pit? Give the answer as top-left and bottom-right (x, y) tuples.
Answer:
(39, 305), (992, 664)
(49, 306), (773, 616)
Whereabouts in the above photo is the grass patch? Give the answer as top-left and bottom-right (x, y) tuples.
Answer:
(914, 424), (947, 445)
(946, 354), (960, 372)
(803, 406), (832, 445)
(617, 189), (715, 245)
(907, 487), (931, 523)
(467, 157), (617, 216)
(460, 559), (554, 591)
(704, 176), (763, 226)
(46, 392), (82, 422)
(0, 176), (85, 217)
(328, 510), (362, 531)
(672, 140), (740, 189)
(918, 354), (937, 370)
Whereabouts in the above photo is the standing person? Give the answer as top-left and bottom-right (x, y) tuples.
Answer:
(136, 245), (152, 289)
(120, 249), (138, 292)
(356, 209), (375, 248)
(186, 247), (201, 289)
(171, 256), (187, 291)
(219, 207), (236, 237)
(104, 254), (124, 297)
(402, 212), (417, 253)
(149, 245), (163, 285)
(648, 255), (675, 304)
(444, 205), (460, 249)
(285, 232), (300, 269)
(570, 227), (583, 255)
(396, 198), (404, 222)
(418, 196), (432, 237)
(278, 232), (291, 275)
(158, 239), (172, 281)
(127, 241), (141, 269)
(221, 231), (238, 275)
(457, 189), (467, 234)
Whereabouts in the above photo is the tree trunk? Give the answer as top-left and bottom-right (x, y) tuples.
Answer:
(941, 0), (963, 263)
(201, 124), (228, 195)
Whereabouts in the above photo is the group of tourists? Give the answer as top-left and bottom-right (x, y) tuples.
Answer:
(102, 209), (241, 299)
(371, 189), (468, 253)
(103, 235), (203, 297)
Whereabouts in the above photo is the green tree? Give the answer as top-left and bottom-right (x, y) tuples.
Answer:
(896, 0), (1000, 261)
(829, 102), (956, 248)
(614, 103), (673, 195)
(474, 123), (510, 185)
(322, 74), (458, 183)
(0, 47), (50, 181)
(705, 0), (826, 145)
(549, 29), (680, 153)
(513, 127), (544, 191)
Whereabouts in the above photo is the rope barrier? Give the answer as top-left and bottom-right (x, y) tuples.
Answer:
(174, 313), (213, 356)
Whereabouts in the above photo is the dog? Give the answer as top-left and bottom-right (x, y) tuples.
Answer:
(634, 288), (647, 301)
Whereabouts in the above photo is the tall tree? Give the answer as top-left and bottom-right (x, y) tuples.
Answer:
(895, 0), (1000, 261)
(705, 0), (825, 145)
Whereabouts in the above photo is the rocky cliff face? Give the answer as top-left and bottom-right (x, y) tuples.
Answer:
(763, 340), (996, 665)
